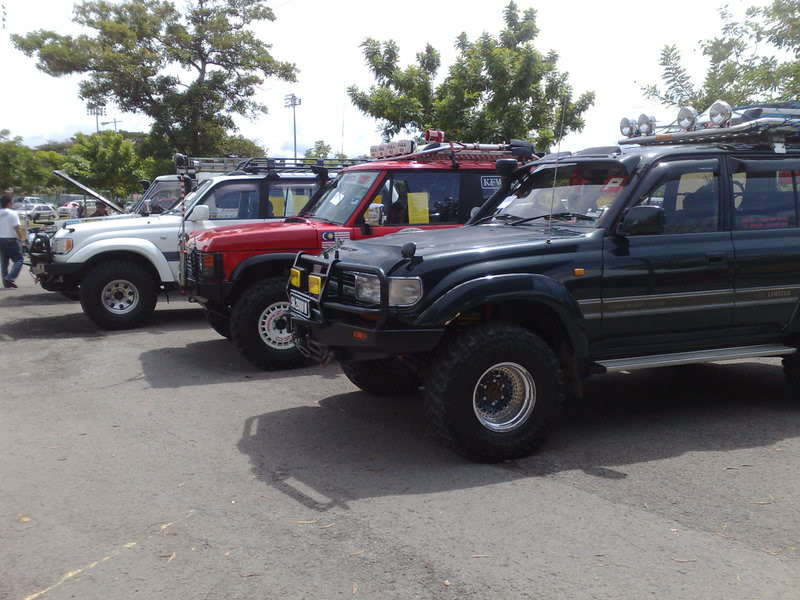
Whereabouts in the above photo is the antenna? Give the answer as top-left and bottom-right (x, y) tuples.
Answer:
(547, 94), (569, 243)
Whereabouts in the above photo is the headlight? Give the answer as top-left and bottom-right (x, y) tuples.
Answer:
(354, 273), (381, 304)
(353, 274), (422, 306)
(388, 277), (422, 306)
(51, 238), (73, 254)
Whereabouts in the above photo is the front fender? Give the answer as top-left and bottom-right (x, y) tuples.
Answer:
(67, 238), (175, 282)
(230, 253), (298, 282)
(414, 273), (589, 362)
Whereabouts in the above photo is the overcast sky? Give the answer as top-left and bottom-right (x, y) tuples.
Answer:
(0, 0), (769, 158)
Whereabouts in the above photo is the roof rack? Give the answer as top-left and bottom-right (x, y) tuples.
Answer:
(233, 157), (363, 174)
(618, 100), (800, 150)
(370, 130), (535, 164)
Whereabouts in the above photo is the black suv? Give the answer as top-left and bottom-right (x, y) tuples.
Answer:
(289, 115), (800, 461)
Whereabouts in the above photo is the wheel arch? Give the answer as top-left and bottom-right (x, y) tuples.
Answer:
(70, 239), (173, 283)
(82, 250), (163, 288)
(227, 253), (297, 306)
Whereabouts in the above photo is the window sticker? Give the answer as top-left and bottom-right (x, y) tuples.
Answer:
(407, 192), (430, 224)
(602, 177), (627, 193)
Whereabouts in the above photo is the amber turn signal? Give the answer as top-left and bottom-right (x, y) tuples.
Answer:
(308, 274), (322, 296)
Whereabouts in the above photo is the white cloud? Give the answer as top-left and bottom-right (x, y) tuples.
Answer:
(0, 0), (771, 160)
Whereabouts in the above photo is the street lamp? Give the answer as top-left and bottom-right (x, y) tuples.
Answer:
(101, 118), (122, 132)
(284, 93), (302, 159)
(86, 103), (107, 133)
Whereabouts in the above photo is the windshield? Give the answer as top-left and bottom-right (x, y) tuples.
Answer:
(489, 163), (629, 226)
(165, 179), (212, 213)
(302, 171), (379, 224)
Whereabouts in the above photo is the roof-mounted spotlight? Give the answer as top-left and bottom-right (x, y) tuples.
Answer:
(677, 106), (698, 130)
(619, 117), (638, 138)
(709, 100), (733, 126)
(637, 114), (657, 136)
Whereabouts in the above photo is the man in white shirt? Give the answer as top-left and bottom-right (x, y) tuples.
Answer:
(0, 195), (25, 289)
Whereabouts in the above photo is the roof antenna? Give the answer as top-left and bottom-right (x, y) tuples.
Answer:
(547, 93), (569, 243)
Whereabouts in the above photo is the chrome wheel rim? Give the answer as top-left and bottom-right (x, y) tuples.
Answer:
(101, 279), (139, 315)
(473, 362), (536, 432)
(258, 301), (293, 350)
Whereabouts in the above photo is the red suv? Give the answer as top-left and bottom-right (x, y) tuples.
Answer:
(185, 138), (534, 370)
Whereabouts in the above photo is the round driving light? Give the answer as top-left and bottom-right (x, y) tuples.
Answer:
(709, 100), (732, 125)
(620, 117), (637, 138)
(637, 114), (656, 136)
(677, 106), (698, 130)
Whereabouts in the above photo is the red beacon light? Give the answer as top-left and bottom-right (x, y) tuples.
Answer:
(424, 129), (445, 143)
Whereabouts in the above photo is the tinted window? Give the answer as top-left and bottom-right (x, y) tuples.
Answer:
(202, 181), (262, 220)
(635, 168), (719, 234)
(383, 172), (461, 225)
(734, 169), (798, 230)
(460, 173), (502, 220)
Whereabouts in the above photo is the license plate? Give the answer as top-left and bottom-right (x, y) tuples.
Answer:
(289, 292), (310, 318)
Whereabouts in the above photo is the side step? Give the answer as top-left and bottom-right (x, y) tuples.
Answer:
(596, 344), (796, 373)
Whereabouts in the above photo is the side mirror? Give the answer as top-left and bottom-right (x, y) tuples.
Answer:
(187, 204), (210, 222)
(618, 205), (664, 236)
(366, 203), (384, 226)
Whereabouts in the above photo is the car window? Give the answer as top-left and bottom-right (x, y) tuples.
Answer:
(201, 181), (262, 220)
(460, 173), (502, 221)
(634, 166), (719, 234)
(267, 181), (320, 217)
(381, 172), (461, 225)
(734, 169), (798, 230)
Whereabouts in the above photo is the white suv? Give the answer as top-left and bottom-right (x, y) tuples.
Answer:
(30, 166), (331, 329)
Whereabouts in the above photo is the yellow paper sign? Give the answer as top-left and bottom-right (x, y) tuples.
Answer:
(269, 195), (285, 217)
(292, 194), (309, 215)
(407, 192), (430, 224)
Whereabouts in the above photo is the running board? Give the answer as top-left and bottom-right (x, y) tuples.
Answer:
(596, 344), (796, 373)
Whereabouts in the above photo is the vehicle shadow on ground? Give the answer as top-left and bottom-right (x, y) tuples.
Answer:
(138, 339), (336, 388)
(0, 291), (76, 307)
(0, 307), (207, 341)
(238, 361), (800, 510)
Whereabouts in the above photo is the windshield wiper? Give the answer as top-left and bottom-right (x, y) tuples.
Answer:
(509, 212), (596, 226)
(471, 213), (525, 226)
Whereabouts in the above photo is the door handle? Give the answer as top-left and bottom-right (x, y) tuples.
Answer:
(706, 252), (725, 264)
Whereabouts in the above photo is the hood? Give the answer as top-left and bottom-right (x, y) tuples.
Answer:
(56, 213), (180, 237)
(192, 218), (333, 252)
(53, 170), (124, 213)
(330, 223), (595, 273)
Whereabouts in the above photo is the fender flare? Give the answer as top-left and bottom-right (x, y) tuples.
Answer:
(67, 238), (175, 282)
(415, 273), (590, 363)
(229, 253), (299, 282)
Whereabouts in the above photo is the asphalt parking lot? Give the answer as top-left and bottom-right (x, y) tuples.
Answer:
(2, 274), (799, 600)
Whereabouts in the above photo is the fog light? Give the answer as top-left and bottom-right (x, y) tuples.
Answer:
(289, 267), (301, 288)
(308, 274), (322, 296)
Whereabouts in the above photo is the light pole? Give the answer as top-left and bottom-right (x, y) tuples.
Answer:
(86, 103), (106, 133)
(284, 93), (302, 159)
(101, 118), (122, 132)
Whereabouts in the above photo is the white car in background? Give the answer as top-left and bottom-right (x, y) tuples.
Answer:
(13, 201), (58, 221)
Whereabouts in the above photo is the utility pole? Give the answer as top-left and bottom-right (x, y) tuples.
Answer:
(101, 118), (122, 132)
(284, 93), (302, 159)
(86, 103), (106, 133)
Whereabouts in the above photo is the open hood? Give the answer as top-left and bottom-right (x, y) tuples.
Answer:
(53, 170), (125, 214)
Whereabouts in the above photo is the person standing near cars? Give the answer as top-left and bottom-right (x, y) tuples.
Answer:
(0, 195), (25, 289)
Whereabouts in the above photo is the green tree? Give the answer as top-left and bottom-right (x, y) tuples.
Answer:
(303, 140), (333, 159)
(220, 134), (266, 157)
(64, 131), (147, 197)
(347, 2), (594, 149)
(0, 130), (29, 191)
(13, 0), (297, 156)
(644, 3), (796, 110)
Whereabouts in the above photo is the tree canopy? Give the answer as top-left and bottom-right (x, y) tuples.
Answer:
(12, 0), (296, 156)
(644, 1), (800, 110)
(347, 2), (594, 150)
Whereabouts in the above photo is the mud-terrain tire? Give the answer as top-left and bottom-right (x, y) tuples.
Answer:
(230, 277), (305, 370)
(424, 323), (564, 462)
(341, 358), (421, 396)
(80, 260), (157, 330)
(205, 310), (231, 339)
